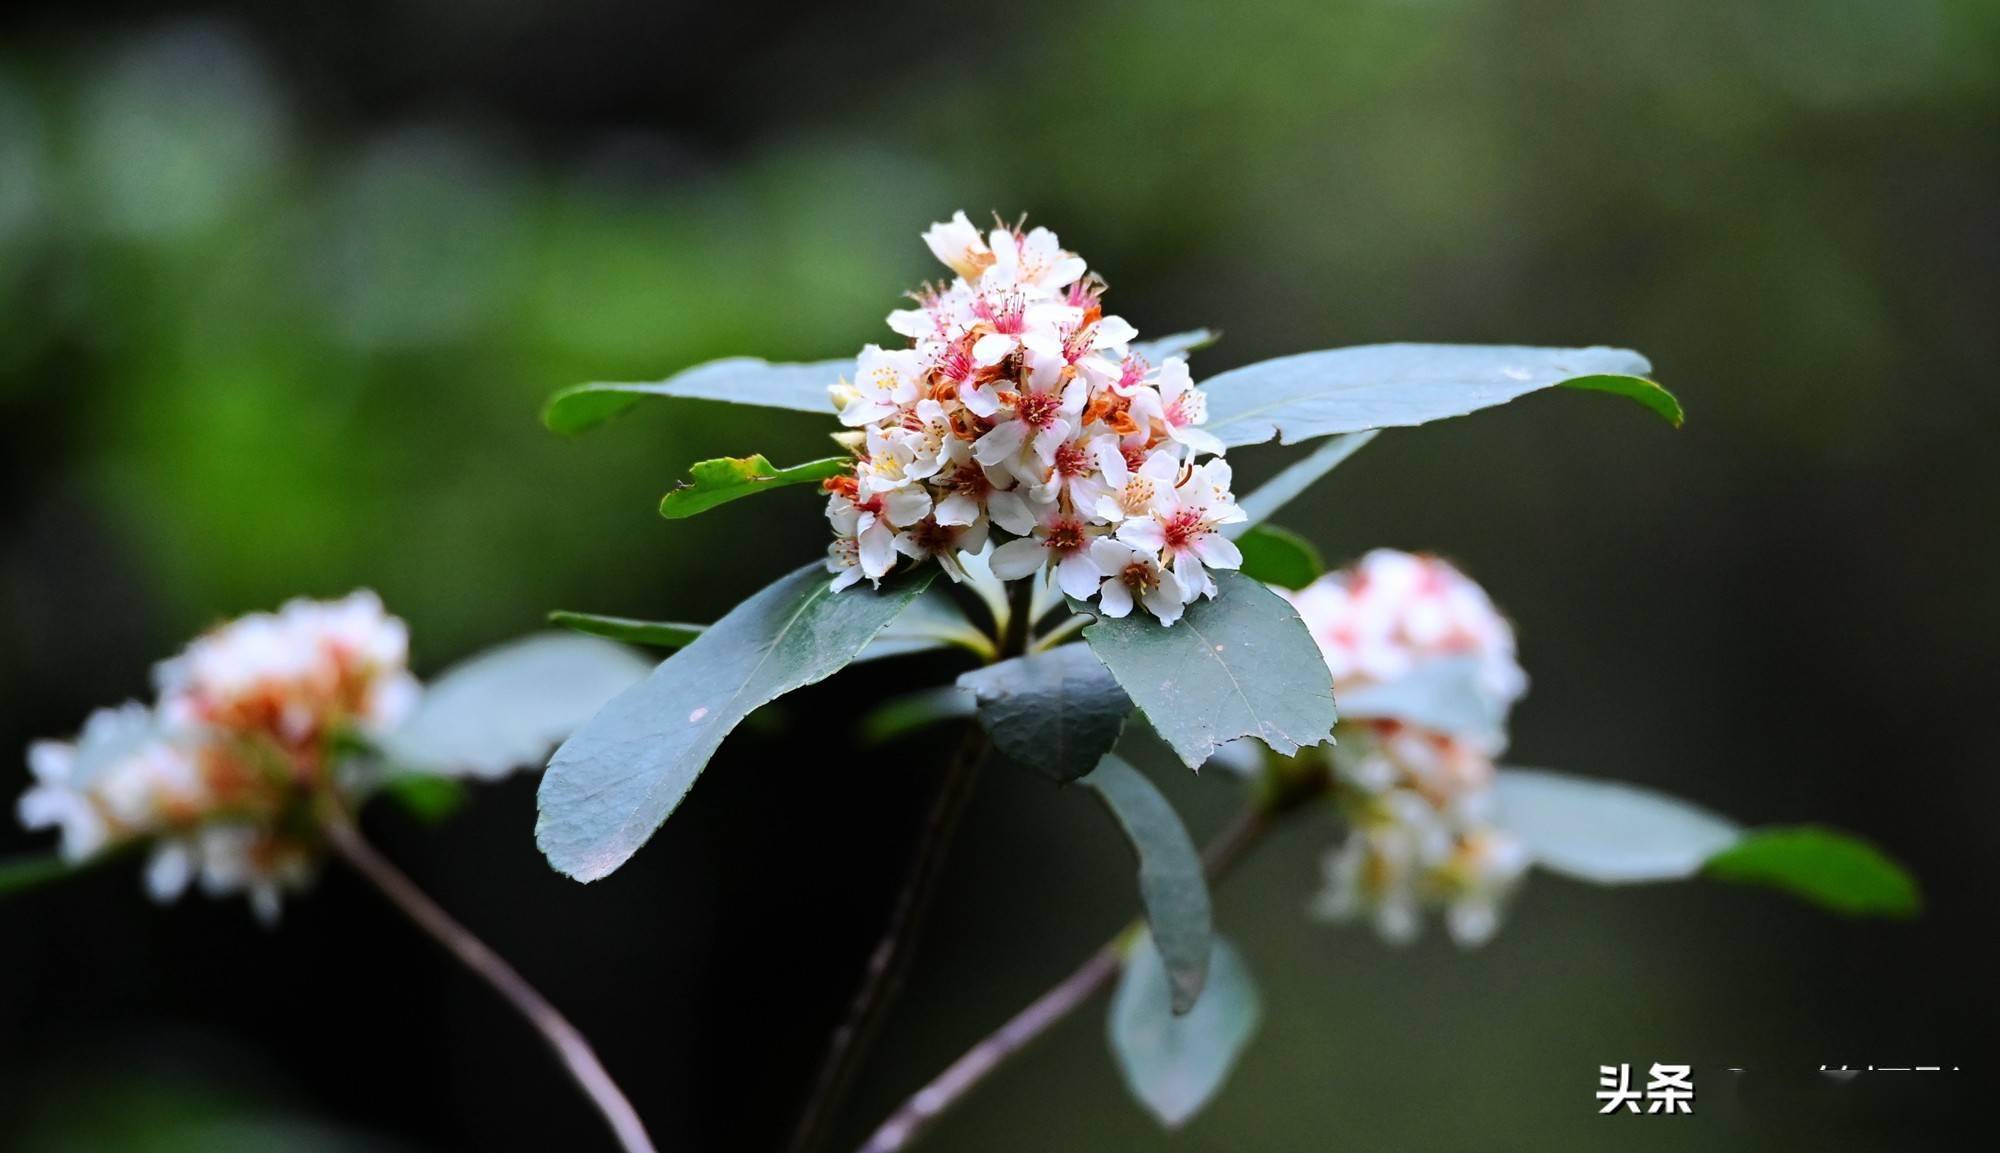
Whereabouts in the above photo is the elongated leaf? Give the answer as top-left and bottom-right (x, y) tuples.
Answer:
(550, 611), (705, 650)
(1201, 344), (1678, 448)
(537, 564), (934, 880)
(383, 634), (653, 780)
(1234, 525), (1323, 590)
(1704, 827), (1919, 917)
(543, 356), (849, 435)
(1493, 768), (1742, 883)
(1080, 757), (1211, 1012)
(659, 454), (849, 520)
(1228, 431), (1378, 536)
(1076, 571), (1336, 768)
(1110, 933), (1262, 1128)
(551, 588), (986, 665)
(1131, 328), (1220, 365)
(959, 646), (1133, 782)
(858, 685), (975, 745)
(861, 588), (994, 661)
(1339, 656), (1509, 747)
(1, 853), (74, 896)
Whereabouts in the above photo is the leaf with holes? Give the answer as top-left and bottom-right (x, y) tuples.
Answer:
(658, 454), (849, 519)
(1074, 570), (1335, 768)
(536, 564), (934, 880)
(958, 645), (1132, 782)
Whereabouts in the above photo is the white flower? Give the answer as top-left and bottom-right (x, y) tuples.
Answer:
(988, 501), (1108, 599)
(835, 344), (925, 428)
(1087, 538), (1188, 626)
(987, 224), (1086, 294)
(155, 590), (420, 743)
(17, 703), (168, 861)
(1114, 458), (1245, 602)
(1134, 357), (1226, 456)
(922, 211), (993, 281)
(1090, 442), (1179, 523)
(1283, 549), (1528, 709)
(822, 212), (1233, 624)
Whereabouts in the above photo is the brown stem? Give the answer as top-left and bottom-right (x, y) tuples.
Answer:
(855, 803), (1273, 1153)
(323, 815), (658, 1153)
(786, 581), (1034, 1153)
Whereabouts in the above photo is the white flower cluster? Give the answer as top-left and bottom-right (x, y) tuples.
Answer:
(824, 212), (1243, 626)
(17, 592), (419, 920)
(1285, 550), (1532, 946)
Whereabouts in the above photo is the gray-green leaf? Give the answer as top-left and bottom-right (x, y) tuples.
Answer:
(1233, 524), (1324, 591)
(543, 356), (849, 435)
(1339, 656), (1509, 748)
(1131, 328), (1220, 365)
(1228, 431), (1378, 536)
(1493, 768), (1742, 883)
(536, 564), (934, 881)
(550, 611), (705, 650)
(1109, 933), (1262, 1128)
(1080, 757), (1212, 1013)
(658, 454), (849, 520)
(857, 685), (975, 745)
(1077, 570), (1336, 768)
(383, 634), (653, 780)
(1704, 826), (1919, 918)
(1201, 344), (1677, 448)
(958, 645), (1133, 782)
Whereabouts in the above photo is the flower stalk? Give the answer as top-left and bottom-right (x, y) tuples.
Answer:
(321, 811), (658, 1153)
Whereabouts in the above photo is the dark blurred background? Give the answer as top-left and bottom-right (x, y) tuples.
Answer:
(2, 2), (1995, 1150)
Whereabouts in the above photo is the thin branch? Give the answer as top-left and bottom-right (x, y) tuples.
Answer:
(788, 578), (1037, 1153)
(322, 815), (659, 1153)
(855, 804), (1273, 1153)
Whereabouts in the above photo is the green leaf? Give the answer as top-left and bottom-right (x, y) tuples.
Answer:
(1079, 757), (1211, 1012)
(1233, 525), (1323, 590)
(551, 588), (987, 665)
(1109, 933), (1262, 1128)
(550, 611), (705, 650)
(857, 685), (975, 745)
(958, 646), (1133, 782)
(1704, 827), (1919, 918)
(537, 564), (935, 881)
(859, 588), (994, 662)
(1339, 656), (1508, 747)
(375, 774), (469, 824)
(1228, 431), (1378, 536)
(1131, 328), (1220, 365)
(1200, 344), (1678, 448)
(1, 853), (74, 896)
(542, 356), (850, 435)
(1075, 570), (1336, 768)
(658, 454), (849, 520)
(382, 634), (653, 780)
(1492, 768), (1742, 883)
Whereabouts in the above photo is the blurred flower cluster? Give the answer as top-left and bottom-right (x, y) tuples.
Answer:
(1286, 550), (1531, 946)
(824, 213), (1242, 626)
(17, 592), (418, 920)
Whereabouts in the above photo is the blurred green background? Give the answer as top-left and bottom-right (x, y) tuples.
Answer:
(2, 2), (1994, 1149)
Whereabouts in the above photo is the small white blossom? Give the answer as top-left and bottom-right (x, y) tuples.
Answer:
(1285, 551), (1534, 946)
(18, 592), (425, 919)
(822, 212), (1236, 625)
